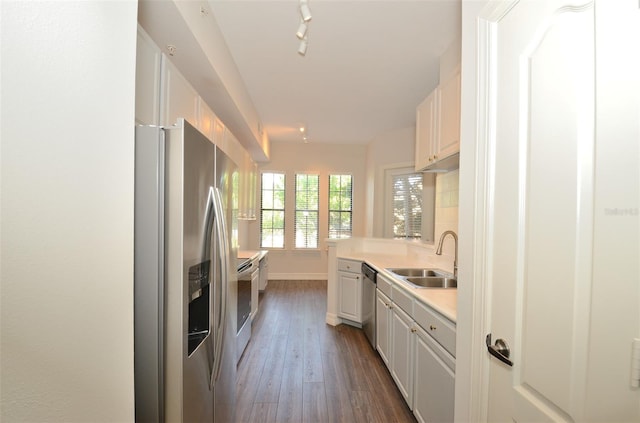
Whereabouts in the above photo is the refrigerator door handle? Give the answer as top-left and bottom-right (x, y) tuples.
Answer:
(202, 187), (217, 388)
(211, 187), (229, 387)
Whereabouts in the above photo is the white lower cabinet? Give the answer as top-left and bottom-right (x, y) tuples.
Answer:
(376, 290), (392, 366)
(337, 259), (362, 323)
(413, 324), (455, 423)
(375, 276), (456, 422)
(390, 303), (415, 408)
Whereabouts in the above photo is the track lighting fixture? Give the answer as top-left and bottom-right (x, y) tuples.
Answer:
(296, 0), (312, 56)
(300, 0), (312, 23)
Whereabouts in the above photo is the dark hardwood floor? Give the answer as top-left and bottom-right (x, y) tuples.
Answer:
(235, 280), (417, 423)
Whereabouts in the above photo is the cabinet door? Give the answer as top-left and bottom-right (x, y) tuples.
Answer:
(415, 88), (440, 171)
(213, 117), (225, 148)
(258, 256), (268, 291)
(160, 55), (198, 127)
(390, 305), (414, 409)
(437, 69), (461, 160)
(337, 271), (361, 323)
(251, 268), (259, 320)
(135, 26), (161, 126)
(376, 290), (392, 367)
(197, 97), (216, 143)
(414, 326), (455, 423)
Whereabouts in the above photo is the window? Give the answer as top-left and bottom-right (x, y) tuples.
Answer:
(392, 171), (422, 239)
(260, 172), (285, 248)
(328, 174), (353, 239)
(295, 174), (319, 248)
(385, 168), (433, 240)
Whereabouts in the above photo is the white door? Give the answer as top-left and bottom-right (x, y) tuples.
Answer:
(480, 0), (639, 421)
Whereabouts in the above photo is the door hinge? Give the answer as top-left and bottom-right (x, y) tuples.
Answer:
(631, 338), (640, 388)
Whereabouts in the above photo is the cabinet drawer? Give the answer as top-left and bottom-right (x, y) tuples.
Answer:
(392, 285), (413, 315)
(337, 258), (361, 274)
(414, 300), (456, 357)
(377, 274), (393, 298)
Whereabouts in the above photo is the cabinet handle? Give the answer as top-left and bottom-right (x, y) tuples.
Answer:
(429, 325), (437, 331)
(433, 155), (438, 160)
(411, 328), (417, 333)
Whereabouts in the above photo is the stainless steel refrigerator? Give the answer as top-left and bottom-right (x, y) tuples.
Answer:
(134, 119), (237, 422)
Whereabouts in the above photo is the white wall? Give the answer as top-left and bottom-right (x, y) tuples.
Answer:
(248, 141), (367, 279)
(1, 2), (137, 421)
(366, 126), (416, 237)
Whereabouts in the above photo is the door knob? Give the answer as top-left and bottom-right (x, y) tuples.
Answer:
(486, 333), (513, 366)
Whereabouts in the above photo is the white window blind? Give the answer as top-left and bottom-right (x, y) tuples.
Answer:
(260, 172), (285, 248)
(392, 172), (423, 239)
(295, 174), (319, 248)
(328, 174), (352, 239)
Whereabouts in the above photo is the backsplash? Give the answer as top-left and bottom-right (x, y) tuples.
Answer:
(434, 169), (459, 258)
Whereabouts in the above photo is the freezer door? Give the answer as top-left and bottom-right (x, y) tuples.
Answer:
(164, 120), (217, 423)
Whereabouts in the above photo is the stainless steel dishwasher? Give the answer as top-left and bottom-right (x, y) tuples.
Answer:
(361, 262), (377, 349)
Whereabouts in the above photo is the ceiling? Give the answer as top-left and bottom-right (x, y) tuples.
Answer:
(208, 0), (461, 145)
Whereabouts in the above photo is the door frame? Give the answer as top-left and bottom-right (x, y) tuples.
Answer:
(456, 1), (520, 421)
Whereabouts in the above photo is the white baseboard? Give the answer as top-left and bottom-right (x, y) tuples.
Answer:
(268, 272), (328, 280)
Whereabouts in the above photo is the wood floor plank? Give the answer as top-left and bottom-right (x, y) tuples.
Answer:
(253, 334), (287, 403)
(321, 351), (357, 423)
(303, 327), (323, 383)
(302, 382), (328, 423)
(275, 327), (304, 422)
(248, 402), (278, 423)
(235, 280), (416, 423)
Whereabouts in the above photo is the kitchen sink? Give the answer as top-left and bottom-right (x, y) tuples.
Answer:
(385, 268), (457, 289)
(387, 268), (442, 277)
(405, 276), (457, 289)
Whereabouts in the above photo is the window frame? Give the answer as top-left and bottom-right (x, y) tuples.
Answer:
(384, 166), (435, 242)
(328, 173), (353, 239)
(259, 171), (286, 249)
(294, 172), (320, 249)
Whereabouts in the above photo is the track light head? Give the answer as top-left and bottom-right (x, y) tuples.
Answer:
(298, 37), (308, 56)
(300, 1), (312, 23)
(296, 21), (308, 40)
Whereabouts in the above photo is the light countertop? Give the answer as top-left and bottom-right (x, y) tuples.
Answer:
(238, 250), (268, 262)
(337, 252), (457, 323)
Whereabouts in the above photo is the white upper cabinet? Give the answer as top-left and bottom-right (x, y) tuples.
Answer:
(140, 30), (259, 221)
(160, 54), (198, 128)
(197, 97), (217, 144)
(437, 68), (461, 161)
(135, 26), (161, 126)
(415, 67), (461, 172)
(415, 88), (440, 171)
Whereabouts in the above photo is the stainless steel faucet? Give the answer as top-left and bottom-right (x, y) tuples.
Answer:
(435, 230), (458, 278)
